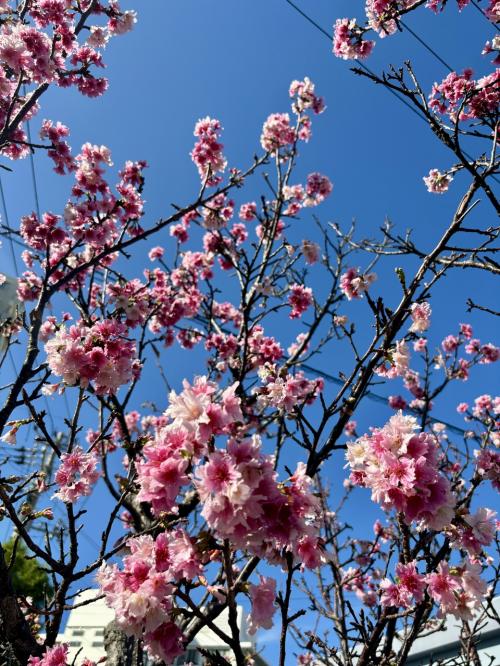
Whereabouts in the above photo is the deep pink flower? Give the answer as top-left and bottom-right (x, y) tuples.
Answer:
(288, 284), (313, 319)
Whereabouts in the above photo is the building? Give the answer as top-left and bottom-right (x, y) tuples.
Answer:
(173, 606), (267, 666)
(55, 590), (267, 665)
(395, 596), (500, 665)
(54, 589), (114, 663)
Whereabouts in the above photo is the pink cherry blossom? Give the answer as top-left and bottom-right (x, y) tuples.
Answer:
(28, 644), (83, 666)
(45, 319), (138, 394)
(53, 446), (100, 504)
(248, 576), (277, 634)
(340, 267), (377, 300)
(333, 18), (375, 60)
(426, 561), (461, 607)
(289, 77), (325, 114)
(474, 448), (500, 491)
(148, 246), (164, 261)
(260, 113), (296, 153)
(409, 302), (432, 332)
(191, 117), (226, 186)
(346, 412), (456, 529)
(288, 284), (313, 319)
(304, 173), (333, 206)
(423, 168), (453, 193)
(239, 201), (257, 221)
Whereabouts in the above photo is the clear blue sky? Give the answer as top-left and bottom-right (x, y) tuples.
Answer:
(0, 1), (498, 663)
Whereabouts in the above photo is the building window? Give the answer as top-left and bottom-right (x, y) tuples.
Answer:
(68, 641), (81, 647)
(72, 629), (84, 636)
(95, 629), (104, 636)
(91, 642), (104, 648)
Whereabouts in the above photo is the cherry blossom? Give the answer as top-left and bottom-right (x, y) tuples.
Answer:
(346, 412), (456, 530)
(340, 267), (377, 300)
(191, 117), (226, 186)
(423, 168), (453, 193)
(53, 446), (100, 504)
(260, 113), (296, 153)
(45, 319), (139, 394)
(288, 284), (313, 319)
(247, 576), (277, 634)
(333, 18), (375, 60)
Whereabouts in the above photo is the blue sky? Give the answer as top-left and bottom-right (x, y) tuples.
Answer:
(0, 1), (499, 663)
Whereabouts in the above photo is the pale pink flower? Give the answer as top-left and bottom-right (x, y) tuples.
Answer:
(248, 576), (277, 634)
(409, 302), (432, 333)
(423, 169), (453, 193)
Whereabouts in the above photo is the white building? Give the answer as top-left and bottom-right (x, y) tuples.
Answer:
(55, 590), (267, 665)
(54, 590), (113, 663)
(402, 596), (500, 665)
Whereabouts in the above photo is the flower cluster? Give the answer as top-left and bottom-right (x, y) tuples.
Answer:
(136, 378), (243, 514)
(289, 77), (325, 114)
(380, 558), (489, 621)
(288, 284), (313, 319)
(135, 428), (191, 515)
(255, 366), (323, 413)
(409, 302), (432, 333)
(261, 78), (324, 154)
(380, 560), (426, 608)
(52, 446), (100, 504)
(346, 412), (456, 530)
(304, 172), (333, 205)
(98, 530), (201, 663)
(0, 1), (134, 161)
(28, 644), (95, 666)
(448, 507), (497, 557)
(426, 560), (488, 621)
(247, 576), (277, 635)
(474, 448), (500, 491)
(333, 18), (375, 60)
(195, 438), (322, 566)
(340, 267), (377, 300)
(166, 376), (242, 441)
(45, 319), (138, 395)
(191, 117), (227, 186)
(429, 68), (500, 122)
(365, 1), (415, 38)
(423, 168), (453, 193)
(282, 173), (333, 215)
(260, 112), (296, 153)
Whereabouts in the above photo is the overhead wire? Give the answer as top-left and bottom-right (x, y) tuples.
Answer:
(470, 0), (498, 24)
(398, 18), (453, 72)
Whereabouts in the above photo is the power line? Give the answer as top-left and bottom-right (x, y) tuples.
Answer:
(399, 19), (453, 72)
(25, 118), (42, 219)
(0, 176), (19, 275)
(471, 0), (498, 24)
